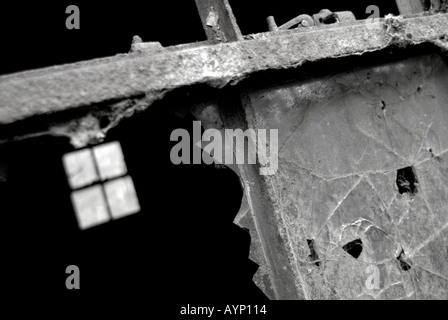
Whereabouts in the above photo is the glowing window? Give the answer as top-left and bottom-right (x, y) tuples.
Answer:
(63, 141), (140, 230)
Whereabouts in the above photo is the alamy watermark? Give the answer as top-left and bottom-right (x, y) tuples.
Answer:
(170, 121), (278, 175)
(66, 5), (80, 30)
(65, 265), (80, 290)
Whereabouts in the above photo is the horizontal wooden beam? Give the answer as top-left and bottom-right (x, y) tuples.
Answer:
(0, 13), (447, 126)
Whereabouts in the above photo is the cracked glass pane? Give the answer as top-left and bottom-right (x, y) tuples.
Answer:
(104, 176), (140, 219)
(63, 148), (99, 189)
(246, 53), (448, 299)
(71, 185), (110, 229)
(93, 141), (127, 180)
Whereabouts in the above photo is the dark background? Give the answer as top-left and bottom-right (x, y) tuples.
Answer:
(1, 108), (268, 311)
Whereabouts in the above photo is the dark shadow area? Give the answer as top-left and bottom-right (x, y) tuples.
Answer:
(342, 239), (363, 259)
(229, 0), (399, 35)
(1, 107), (268, 309)
(396, 166), (419, 195)
(397, 249), (412, 271)
(0, 1), (206, 75)
(307, 239), (320, 267)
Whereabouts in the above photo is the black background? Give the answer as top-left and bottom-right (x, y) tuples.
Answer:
(2, 112), (269, 313)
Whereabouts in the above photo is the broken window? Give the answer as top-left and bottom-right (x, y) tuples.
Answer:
(307, 239), (321, 266)
(62, 141), (140, 230)
(342, 239), (363, 259)
(397, 249), (412, 271)
(396, 166), (419, 195)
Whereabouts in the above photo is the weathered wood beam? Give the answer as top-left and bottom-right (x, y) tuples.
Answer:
(0, 14), (447, 126)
